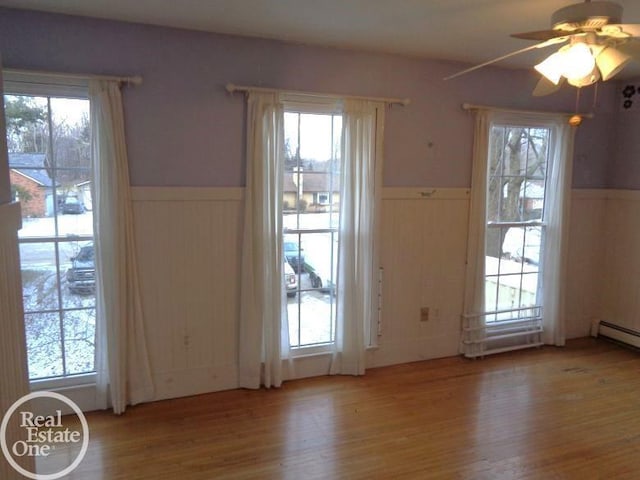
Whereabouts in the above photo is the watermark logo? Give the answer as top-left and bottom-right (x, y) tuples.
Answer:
(1, 391), (89, 480)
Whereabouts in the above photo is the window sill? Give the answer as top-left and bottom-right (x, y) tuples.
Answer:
(30, 373), (97, 392)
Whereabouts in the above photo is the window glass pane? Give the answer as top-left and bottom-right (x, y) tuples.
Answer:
(300, 114), (332, 162)
(520, 273), (539, 307)
(63, 309), (96, 375)
(61, 241), (96, 308)
(56, 168), (93, 237)
(298, 298), (335, 346)
(283, 234), (304, 273)
(486, 226), (502, 261)
(487, 177), (501, 223)
(496, 274), (523, 311)
(485, 277), (499, 314)
(24, 312), (63, 379)
(521, 180), (545, 221)
(284, 109), (341, 350)
(20, 242), (59, 312)
(5, 95), (49, 153)
(303, 232), (338, 291)
(284, 112), (299, 167)
(5, 95), (52, 238)
(7, 92), (95, 381)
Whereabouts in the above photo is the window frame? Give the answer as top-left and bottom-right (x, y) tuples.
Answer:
(484, 121), (553, 322)
(282, 100), (342, 354)
(4, 73), (97, 387)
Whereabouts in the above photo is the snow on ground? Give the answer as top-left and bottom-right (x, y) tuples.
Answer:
(20, 211), (339, 378)
(19, 211), (95, 380)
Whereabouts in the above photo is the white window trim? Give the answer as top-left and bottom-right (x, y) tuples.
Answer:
(4, 74), (97, 391)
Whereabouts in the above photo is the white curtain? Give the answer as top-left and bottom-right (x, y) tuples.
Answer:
(460, 110), (491, 357)
(330, 99), (384, 375)
(90, 80), (154, 414)
(541, 119), (576, 345)
(239, 91), (289, 389)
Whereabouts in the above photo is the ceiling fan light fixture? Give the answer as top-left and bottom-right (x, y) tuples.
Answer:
(535, 51), (565, 84)
(566, 65), (600, 87)
(561, 42), (597, 81)
(595, 46), (631, 81)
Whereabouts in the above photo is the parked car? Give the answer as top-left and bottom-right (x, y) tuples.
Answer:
(284, 260), (297, 297)
(304, 237), (337, 293)
(61, 196), (85, 214)
(502, 227), (542, 265)
(284, 238), (305, 272)
(67, 244), (95, 294)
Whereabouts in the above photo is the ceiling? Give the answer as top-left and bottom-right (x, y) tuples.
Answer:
(2, 0), (640, 77)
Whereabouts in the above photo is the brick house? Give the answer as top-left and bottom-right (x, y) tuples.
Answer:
(9, 153), (57, 217)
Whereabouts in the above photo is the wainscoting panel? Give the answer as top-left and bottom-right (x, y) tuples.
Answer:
(372, 188), (470, 367)
(601, 190), (640, 334)
(565, 190), (607, 339)
(132, 188), (243, 400)
(126, 186), (607, 401)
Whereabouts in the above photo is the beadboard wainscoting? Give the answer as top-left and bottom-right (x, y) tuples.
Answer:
(565, 189), (608, 339)
(125, 187), (608, 402)
(131, 188), (243, 401)
(369, 188), (471, 367)
(601, 190), (640, 335)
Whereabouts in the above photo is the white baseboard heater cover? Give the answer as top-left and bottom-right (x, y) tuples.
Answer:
(591, 320), (640, 349)
(461, 306), (543, 359)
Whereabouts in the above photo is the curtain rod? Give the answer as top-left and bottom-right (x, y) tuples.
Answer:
(462, 102), (594, 119)
(4, 68), (143, 86)
(226, 83), (410, 106)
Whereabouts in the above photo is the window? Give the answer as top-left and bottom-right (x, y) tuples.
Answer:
(5, 90), (95, 381)
(283, 109), (342, 349)
(485, 124), (549, 320)
(316, 192), (330, 205)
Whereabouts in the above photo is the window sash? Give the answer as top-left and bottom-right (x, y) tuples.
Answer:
(5, 84), (95, 382)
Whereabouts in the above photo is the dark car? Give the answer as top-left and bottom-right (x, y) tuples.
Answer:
(61, 197), (85, 214)
(67, 244), (95, 295)
(284, 239), (305, 272)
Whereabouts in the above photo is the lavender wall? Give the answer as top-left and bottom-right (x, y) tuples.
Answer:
(0, 7), (615, 188)
(608, 78), (640, 189)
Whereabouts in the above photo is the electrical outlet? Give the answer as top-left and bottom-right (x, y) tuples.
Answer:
(420, 307), (429, 322)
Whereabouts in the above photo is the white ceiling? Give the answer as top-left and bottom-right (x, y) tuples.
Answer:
(2, 0), (640, 76)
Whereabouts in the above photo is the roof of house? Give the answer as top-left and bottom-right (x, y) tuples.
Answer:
(8, 153), (57, 188)
(284, 171), (339, 193)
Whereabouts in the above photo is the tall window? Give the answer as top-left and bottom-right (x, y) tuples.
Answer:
(485, 124), (549, 320)
(283, 108), (342, 349)
(5, 91), (95, 381)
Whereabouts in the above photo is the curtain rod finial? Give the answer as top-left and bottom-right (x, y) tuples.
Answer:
(226, 83), (237, 93)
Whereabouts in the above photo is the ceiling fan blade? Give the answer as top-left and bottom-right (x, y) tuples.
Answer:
(532, 76), (564, 97)
(602, 24), (640, 38)
(616, 39), (640, 60)
(511, 29), (571, 41)
(444, 37), (568, 81)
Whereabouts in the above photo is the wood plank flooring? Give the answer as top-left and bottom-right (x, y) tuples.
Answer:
(42, 338), (640, 479)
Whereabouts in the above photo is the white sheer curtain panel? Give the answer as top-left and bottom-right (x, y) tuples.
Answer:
(330, 99), (384, 376)
(239, 91), (289, 389)
(460, 110), (491, 357)
(541, 119), (576, 346)
(90, 79), (154, 414)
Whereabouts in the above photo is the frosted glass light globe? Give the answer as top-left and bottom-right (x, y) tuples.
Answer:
(561, 43), (596, 81)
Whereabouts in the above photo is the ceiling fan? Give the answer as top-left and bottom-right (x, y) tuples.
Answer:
(445, 0), (640, 96)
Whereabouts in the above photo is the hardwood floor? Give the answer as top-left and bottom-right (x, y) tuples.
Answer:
(44, 338), (640, 479)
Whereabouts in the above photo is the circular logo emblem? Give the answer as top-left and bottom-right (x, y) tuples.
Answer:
(1, 391), (89, 480)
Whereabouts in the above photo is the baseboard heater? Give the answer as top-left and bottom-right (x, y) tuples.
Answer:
(591, 320), (640, 349)
(461, 306), (543, 359)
